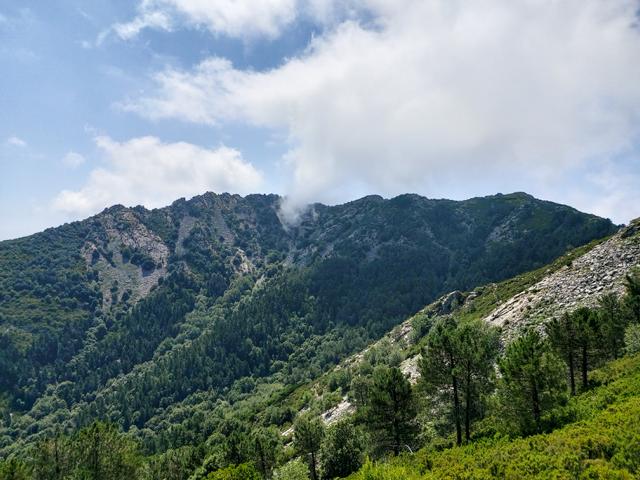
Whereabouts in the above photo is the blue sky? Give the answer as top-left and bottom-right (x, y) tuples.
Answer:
(1, 0), (639, 240)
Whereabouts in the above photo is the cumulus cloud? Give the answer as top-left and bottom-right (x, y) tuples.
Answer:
(120, 0), (640, 220)
(111, 0), (298, 40)
(6, 136), (27, 147)
(62, 151), (86, 168)
(52, 136), (263, 215)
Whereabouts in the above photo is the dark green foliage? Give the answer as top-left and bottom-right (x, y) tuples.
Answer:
(420, 317), (464, 445)
(572, 307), (601, 391)
(625, 324), (640, 355)
(250, 427), (282, 479)
(547, 312), (580, 395)
(121, 245), (156, 271)
(361, 367), (418, 456)
(206, 463), (261, 480)
(0, 458), (29, 480)
(498, 330), (567, 435)
(548, 282), (640, 397)
(0, 191), (617, 467)
(320, 420), (364, 480)
(453, 319), (500, 442)
(623, 272), (640, 324)
(294, 415), (325, 480)
(598, 293), (626, 359)
(420, 317), (499, 444)
(26, 422), (140, 480)
(348, 354), (640, 479)
(140, 446), (203, 480)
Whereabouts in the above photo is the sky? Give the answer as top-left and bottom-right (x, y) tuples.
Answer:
(1, 0), (640, 240)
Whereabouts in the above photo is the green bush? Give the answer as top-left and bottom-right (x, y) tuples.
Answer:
(207, 463), (260, 480)
(624, 324), (640, 356)
(273, 458), (310, 480)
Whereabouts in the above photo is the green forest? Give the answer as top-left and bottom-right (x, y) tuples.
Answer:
(0, 192), (632, 479)
(2, 272), (639, 479)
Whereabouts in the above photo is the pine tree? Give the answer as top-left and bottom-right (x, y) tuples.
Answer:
(573, 307), (600, 391)
(250, 427), (281, 480)
(320, 420), (364, 479)
(498, 330), (567, 435)
(547, 312), (579, 396)
(362, 366), (417, 456)
(623, 272), (640, 324)
(419, 317), (463, 445)
(455, 319), (500, 442)
(293, 415), (324, 480)
(598, 293), (626, 359)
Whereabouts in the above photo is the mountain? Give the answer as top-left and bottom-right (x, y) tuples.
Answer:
(310, 219), (640, 479)
(0, 191), (616, 458)
(298, 218), (640, 430)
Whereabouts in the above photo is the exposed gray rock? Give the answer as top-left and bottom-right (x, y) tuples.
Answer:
(82, 209), (169, 306)
(484, 225), (640, 339)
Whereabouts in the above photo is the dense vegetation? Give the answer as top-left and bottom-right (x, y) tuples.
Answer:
(0, 191), (621, 478)
(2, 272), (639, 479)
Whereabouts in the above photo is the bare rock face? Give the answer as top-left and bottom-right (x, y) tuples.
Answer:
(400, 354), (422, 385)
(484, 223), (640, 338)
(321, 397), (356, 425)
(82, 209), (170, 306)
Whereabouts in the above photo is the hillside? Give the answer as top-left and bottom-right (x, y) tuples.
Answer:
(348, 353), (640, 479)
(0, 192), (619, 469)
(278, 219), (640, 434)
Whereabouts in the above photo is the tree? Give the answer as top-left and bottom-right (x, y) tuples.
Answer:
(250, 427), (282, 479)
(623, 272), (640, 324)
(220, 419), (251, 467)
(73, 422), (141, 480)
(547, 312), (579, 396)
(139, 446), (203, 480)
(320, 420), (364, 479)
(294, 415), (325, 480)
(498, 330), (567, 435)
(28, 422), (141, 480)
(0, 458), (30, 480)
(419, 317), (463, 445)
(573, 307), (601, 391)
(207, 463), (261, 480)
(420, 317), (498, 444)
(598, 294), (626, 359)
(362, 366), (417, 456)
(455, 319), (500, 442)
(32, 434), (71, 480)
(273, 459), (310, 480)
(624, 324), (640, 356)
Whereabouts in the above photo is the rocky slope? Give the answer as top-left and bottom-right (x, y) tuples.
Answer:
(485, 219), (640, 337)
(306, 219), (640, 426)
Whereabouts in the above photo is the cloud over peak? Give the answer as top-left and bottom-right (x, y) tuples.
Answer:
(122, 0), (640, 216)
(52, 136), (263, 215)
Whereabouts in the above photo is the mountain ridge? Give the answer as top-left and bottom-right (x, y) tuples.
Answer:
(0, 191), (618, 458)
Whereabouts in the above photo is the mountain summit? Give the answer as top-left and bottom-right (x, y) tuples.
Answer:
(0, 192), (616, 455)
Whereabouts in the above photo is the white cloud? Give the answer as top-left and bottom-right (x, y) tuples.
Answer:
(52, 136), (263, 215)
(112, 0), (297, 40)
(122, 0), (640, 221)
(6, 136), (27, 147)
(62, 151), (86, 168)
(112, 8), (172, 40)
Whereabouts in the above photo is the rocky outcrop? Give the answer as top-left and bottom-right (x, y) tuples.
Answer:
(321, 397), (356, 425)
(82, 209), (170, 306)
(484, 219), (640, 338)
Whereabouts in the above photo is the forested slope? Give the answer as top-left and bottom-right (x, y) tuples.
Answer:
(0, 192), (617, 470)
